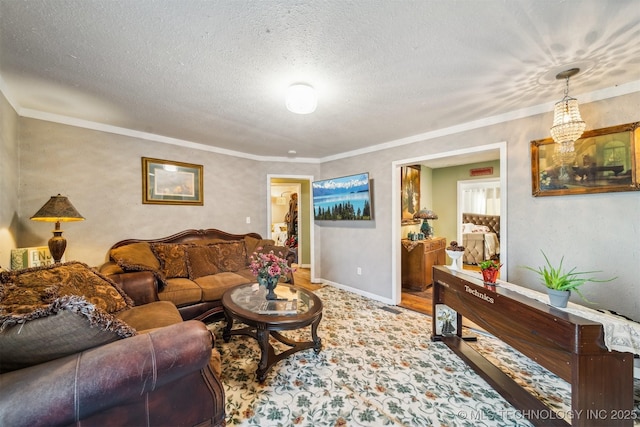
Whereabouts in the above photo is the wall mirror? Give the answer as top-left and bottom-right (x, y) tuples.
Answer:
(531, 122), (639, 197)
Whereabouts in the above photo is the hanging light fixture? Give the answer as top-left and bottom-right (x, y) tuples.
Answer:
(286, 84), (317, 114)
(550, 68), (585, 150)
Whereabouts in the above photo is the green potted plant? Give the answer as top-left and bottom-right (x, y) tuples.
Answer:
(479, 258), (502, 285)
(523, 251), (615, 308)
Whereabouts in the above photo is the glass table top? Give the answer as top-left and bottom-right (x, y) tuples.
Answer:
(228, 282), (315, 315)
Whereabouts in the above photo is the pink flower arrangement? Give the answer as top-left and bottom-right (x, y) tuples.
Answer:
(249, 249), (293, 279)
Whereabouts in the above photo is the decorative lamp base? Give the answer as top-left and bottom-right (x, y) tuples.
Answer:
(48, 231), (67, 264)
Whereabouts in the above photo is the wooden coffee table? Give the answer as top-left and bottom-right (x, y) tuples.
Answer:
(221, 282), (323, 382)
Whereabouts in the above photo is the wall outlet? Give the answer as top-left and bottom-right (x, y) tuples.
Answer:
(246, 216), (251, 224)
(356, 267), (362, 275)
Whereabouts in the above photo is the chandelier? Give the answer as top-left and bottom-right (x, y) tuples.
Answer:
(550, 68), (585, 169)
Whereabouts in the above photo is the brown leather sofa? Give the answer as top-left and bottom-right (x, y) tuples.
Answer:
(99, 228), (295, 322)
(0, 262), (225, 427)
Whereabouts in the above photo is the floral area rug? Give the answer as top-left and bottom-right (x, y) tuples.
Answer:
(208, 286), (640, 426)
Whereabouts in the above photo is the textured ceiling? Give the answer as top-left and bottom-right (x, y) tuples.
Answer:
(1, 0), (639, 161)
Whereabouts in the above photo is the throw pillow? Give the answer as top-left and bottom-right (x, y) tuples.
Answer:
(244, 236), (275, 258)
(151, 243), (190, 278)
(186, 245), (221, 279)
(110, 242), (161, 272)
(0, 293), (136, 373)
(0, 262), (133, 314)
(212, 241), (247, 272)
(109, 242), (166, 288)
(462, 223), (475, 234)
(472, 225), (491, 233)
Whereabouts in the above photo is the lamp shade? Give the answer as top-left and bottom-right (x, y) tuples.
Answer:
(413, 209), (438, 220)
(30, 194), (84, 222)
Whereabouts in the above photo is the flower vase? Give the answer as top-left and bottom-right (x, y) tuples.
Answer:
(481, 268), (499, 285)
(258, 275), (280, 300)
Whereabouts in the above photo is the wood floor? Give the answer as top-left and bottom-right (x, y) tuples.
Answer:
(291, 266), (323, 291)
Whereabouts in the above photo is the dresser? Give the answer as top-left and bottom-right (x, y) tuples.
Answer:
(401, 237), (446, 291)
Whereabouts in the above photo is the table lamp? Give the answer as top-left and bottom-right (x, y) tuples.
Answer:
(30, 194), (85, 263)
(413, 209), (438, 238)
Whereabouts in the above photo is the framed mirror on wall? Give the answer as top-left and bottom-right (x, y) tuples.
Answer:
(531, 122), (640, 197)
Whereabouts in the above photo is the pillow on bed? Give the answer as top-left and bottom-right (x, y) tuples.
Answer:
(462, 223), (475, 234)
(472, 225), (491, 233)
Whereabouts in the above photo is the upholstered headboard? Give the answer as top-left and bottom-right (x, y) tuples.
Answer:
(462, 213), (500, 240)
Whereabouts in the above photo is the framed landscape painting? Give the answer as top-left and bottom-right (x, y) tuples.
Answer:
(531, 122), (639, 197)
(142, 157), (203, 205)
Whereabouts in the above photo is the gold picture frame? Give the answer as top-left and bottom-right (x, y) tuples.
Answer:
(531, 122), (640, 197)
(401, 165), (421, 224)
(142, 157), (204, 205)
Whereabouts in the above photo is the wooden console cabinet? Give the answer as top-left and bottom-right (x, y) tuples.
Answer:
(431, 266), (634, 427)
(401, 237), (445, 291)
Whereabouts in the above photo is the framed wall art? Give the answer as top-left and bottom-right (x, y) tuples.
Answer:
(142, 157), (204, 205)
(401, 165), (421, 224)
(312, 172), (372, 220)
(531, 122), (639, 197)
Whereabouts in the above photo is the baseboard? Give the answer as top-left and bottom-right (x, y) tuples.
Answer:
(318, 278), (395, 305)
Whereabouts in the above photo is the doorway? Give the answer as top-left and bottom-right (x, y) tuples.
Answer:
(456, 177), (501, 244)
(391, 142), (508, 306)
(267, 175), (316, 282)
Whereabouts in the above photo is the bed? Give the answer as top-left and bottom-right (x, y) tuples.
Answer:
(461, 213), (500, 265)
(271, 222), (288, 246)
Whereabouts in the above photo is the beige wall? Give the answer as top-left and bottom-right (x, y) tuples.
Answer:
(0, 93), (19, 267)
(2, 90), (639, 319)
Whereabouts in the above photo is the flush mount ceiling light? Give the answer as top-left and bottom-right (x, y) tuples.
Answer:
(286, 84), (317, 114)
(550, 68), (586, 147)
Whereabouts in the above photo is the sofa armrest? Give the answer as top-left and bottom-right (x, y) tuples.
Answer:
(0, 321), (214, 427)
(101, 264), (159, 305)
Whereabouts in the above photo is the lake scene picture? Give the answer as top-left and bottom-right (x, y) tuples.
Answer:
(313, 173), (372, 220)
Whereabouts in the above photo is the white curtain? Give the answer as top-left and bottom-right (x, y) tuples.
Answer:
(462, 185), (500, 215)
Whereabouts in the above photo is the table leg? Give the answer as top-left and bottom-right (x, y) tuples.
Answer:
(222, 309), (233, 343)
(256, 328), (270, 382)
(311, 312), (323, 353)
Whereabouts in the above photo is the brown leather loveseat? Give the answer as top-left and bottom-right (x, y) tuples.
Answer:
(99, 228), (294, 322)
(0, 261), (224, 427)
